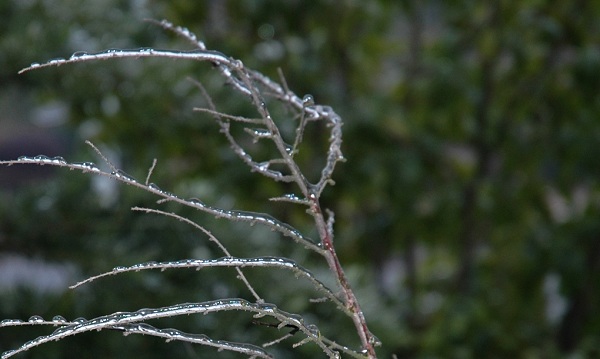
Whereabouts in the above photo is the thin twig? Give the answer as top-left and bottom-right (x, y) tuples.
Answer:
(131, 206), (263, 303)
(85, 140), (118, 173)
(145, 158), (157, 186)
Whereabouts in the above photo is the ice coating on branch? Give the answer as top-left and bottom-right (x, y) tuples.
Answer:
(112, 169), (137, 183)
(15, 155), (67, 165)
(148, 183), (162, 192)
(0, 319), (23, 327)
(5, 19), (378, 359)
(71, 162), (100, 172)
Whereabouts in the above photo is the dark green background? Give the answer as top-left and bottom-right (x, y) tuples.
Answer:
(1, 1), (600, 358)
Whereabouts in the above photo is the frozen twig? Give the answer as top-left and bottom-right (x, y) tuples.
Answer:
(0, 156), (323, 252)
(1, 299), (339, 359)
(131, 207), (263, 303)
(3, 18), (379, 358)
(69, 256), (348, 315)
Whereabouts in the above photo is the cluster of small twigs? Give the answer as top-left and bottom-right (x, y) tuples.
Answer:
(0, 20), (379, 358)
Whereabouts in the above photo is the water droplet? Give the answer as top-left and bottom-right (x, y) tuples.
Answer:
(148, 183), (161, 192)
(284, 143), (294, 155)
(47, 58), (65, 65)
(72, 317), (86, 324)
(285, 313), (304, 325)
(72, 162), (100, 172)
(112, 169), (136, 182)
(17, 156), (35, 162)
(33, 155), (50, 164)
(284, 193), (301, 201)
(164, 328), (180, 337)
(232, 59), (243, 69)
(369, 332), (382, 346)
(306, 324), (321, 338)
(28, 315), (44, 323)
(257, 303), (276, 313)
(29, 62), (41, 68)
(251, 128), (272, 139)
(162, 191), (178, 199)
(187, 198), (206, 208)
(70, 51), (89, 59)
(52, 315), (67, 324)
(302, 94), (315, 107)
(51, 156), (67, 165)
(257, 162), (270, 171)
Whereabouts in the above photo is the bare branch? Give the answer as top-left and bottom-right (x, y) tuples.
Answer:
(193, 107), (265, 124)
(0, 157), (323, 253)
(131, 207), (263, 303)
(19, 48), (233, 75)
(4, 19), (379, 358)
(69, 256), (348, 315)
(145, 19), (207, 50)
(1, 300), (339, 359)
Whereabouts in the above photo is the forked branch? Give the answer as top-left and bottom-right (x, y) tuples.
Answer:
(4, 19), (379, 358)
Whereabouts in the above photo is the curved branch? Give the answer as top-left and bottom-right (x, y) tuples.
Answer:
(1, 299), (338, 359)
(70, 256), (348, 316)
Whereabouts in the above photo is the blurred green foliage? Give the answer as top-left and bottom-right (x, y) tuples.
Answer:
(1, 1), (600, 358)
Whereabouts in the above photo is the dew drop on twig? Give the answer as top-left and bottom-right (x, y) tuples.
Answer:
(232, 59), (244, 69)
(33, 155), (50, 164)
(257, 162), (270, 171)
(148, 183), (162, 192)
(70, 51), (89, 59)
(47, 58), (65, 65)
(72, 162), (100, 172)
(51, 315), (67, 324)
(187, 198), (206, 208)
(284, 143), (294, 155)
(302, 94), (315, 107)
(112, 169), (137, 183)
(51, 156), (67, 165)
(283, 193), (302, 201)
(28, 315), (44, 323)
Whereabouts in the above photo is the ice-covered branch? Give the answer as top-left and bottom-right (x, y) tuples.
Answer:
(69, 256), (348, 315)
(5, 19), (379, 358)
(18, 18), (345, 199)
(19, 48), (233, 74)
(0, 156), (323, 253)
(1, 299), (339, 359)
(1, 319), (271, 359)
